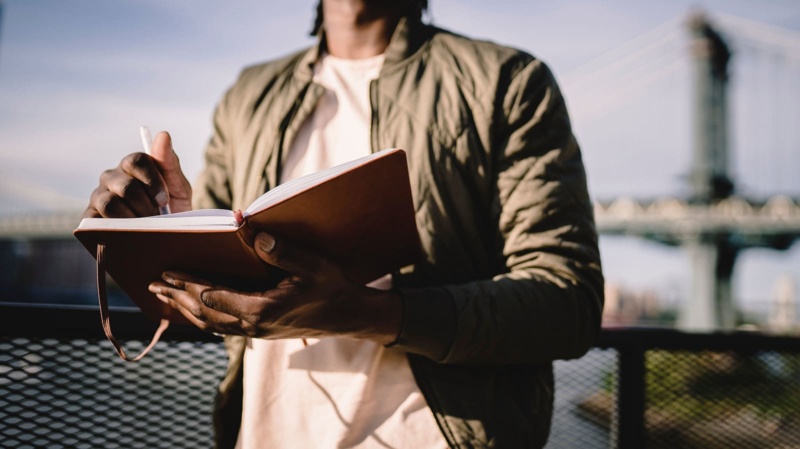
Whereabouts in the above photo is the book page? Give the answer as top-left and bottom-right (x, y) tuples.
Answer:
(244, 148), (400, 216)
(76, 209), (236, 231)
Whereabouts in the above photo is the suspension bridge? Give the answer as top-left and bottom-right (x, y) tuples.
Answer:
(573, 11), (800, 330)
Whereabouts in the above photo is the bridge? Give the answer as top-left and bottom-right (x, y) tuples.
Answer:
(563, 11), (800, 331)
(595, 196), (800, 244)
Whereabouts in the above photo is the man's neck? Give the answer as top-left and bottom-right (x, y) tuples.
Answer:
(322, 0), (409, 59)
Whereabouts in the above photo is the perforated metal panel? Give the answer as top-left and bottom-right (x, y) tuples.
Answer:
(0, 337), (227, 449)
(2, 336), (620, 449)
(3, 332), (800, 449)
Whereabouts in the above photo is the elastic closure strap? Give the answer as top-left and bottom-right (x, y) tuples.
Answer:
(96, 243), (169, 362)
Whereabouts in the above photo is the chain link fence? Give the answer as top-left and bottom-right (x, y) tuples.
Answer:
(643, 350), (800, 448)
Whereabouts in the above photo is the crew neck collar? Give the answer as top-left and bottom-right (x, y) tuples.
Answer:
(295, 16), (435, 81)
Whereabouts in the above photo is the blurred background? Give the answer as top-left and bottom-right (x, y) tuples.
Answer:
(1, 2), (800, 448)
(1, 0), (798, 331)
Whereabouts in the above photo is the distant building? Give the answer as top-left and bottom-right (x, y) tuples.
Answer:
(602, 281), (668, 327)
(769, 274), (797, 333)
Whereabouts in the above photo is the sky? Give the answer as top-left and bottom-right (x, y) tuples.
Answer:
(0, 0), (799, 316)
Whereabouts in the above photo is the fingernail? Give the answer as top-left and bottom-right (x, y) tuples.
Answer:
(155, 191), (169, 206)
(162, 272), (175, 284)
(257, 233), (275, 253)
(148, 284), (161, 295)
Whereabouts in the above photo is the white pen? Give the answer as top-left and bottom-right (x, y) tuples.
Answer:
(139, 126), (172, 215)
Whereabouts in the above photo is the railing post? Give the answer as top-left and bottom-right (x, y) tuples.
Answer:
(615, 346), (645, 449)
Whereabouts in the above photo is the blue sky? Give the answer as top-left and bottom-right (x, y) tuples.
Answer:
(1, 0), (799, 314)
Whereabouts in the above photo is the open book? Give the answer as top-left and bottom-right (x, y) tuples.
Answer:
(74, 148), (421, 326)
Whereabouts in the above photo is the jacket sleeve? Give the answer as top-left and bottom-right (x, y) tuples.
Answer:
(391, 60), (604, 365)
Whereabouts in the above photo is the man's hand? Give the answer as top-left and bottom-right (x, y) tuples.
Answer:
(147, 233), (404, 345)
(83, 131), (192, 218)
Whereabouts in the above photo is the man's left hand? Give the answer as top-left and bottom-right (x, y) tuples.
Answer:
(147, 232), (403, 345)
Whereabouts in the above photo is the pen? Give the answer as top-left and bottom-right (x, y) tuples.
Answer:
(139, 126), (172, 215)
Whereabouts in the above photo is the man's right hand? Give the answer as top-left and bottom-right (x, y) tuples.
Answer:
(83, 131), (193, 218)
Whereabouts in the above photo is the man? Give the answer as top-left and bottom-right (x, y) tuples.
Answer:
(84, 1), (603, 447)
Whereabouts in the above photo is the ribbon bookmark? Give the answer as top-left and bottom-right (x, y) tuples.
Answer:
(96, 243), (170, 362)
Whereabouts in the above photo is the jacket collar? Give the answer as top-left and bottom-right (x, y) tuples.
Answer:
(294, 16), (434, 81)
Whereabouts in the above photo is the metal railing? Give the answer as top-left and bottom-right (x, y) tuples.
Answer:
(1, 303), (799, 448)
(596, 327), (800, 448)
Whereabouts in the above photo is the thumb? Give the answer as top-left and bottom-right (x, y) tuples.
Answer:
(150, 131), (180, 172)
(151, 131), (193, 212)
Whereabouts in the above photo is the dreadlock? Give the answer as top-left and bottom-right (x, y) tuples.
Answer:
(310, 1), (429, 36)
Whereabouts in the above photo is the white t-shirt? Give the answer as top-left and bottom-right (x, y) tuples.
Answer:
(235, 53), (447, 449)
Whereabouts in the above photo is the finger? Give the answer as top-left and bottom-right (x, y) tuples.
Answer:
(82, 207), (101, 218)
(155, 289), (241, 334)
(89, 186), (137, 218)
(150, 132), (193, 213)
(254, 233), (330, 279)
(153, 290), (208, 328)
(119, 152), (171, 209)
(149, 279), (204, 319)
(149, 281), (240, 329)
(102, 170), (160, 217)
(163, 271), (267, 320)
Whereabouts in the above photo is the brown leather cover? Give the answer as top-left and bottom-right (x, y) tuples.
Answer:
(74, 149), (421, 324)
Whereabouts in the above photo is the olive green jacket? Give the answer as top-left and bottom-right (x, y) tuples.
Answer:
(194, 16), (603, 449)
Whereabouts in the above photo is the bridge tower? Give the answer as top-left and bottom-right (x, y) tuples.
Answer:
(678, 13), (800, 331)
(682, 13), (737, 330)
